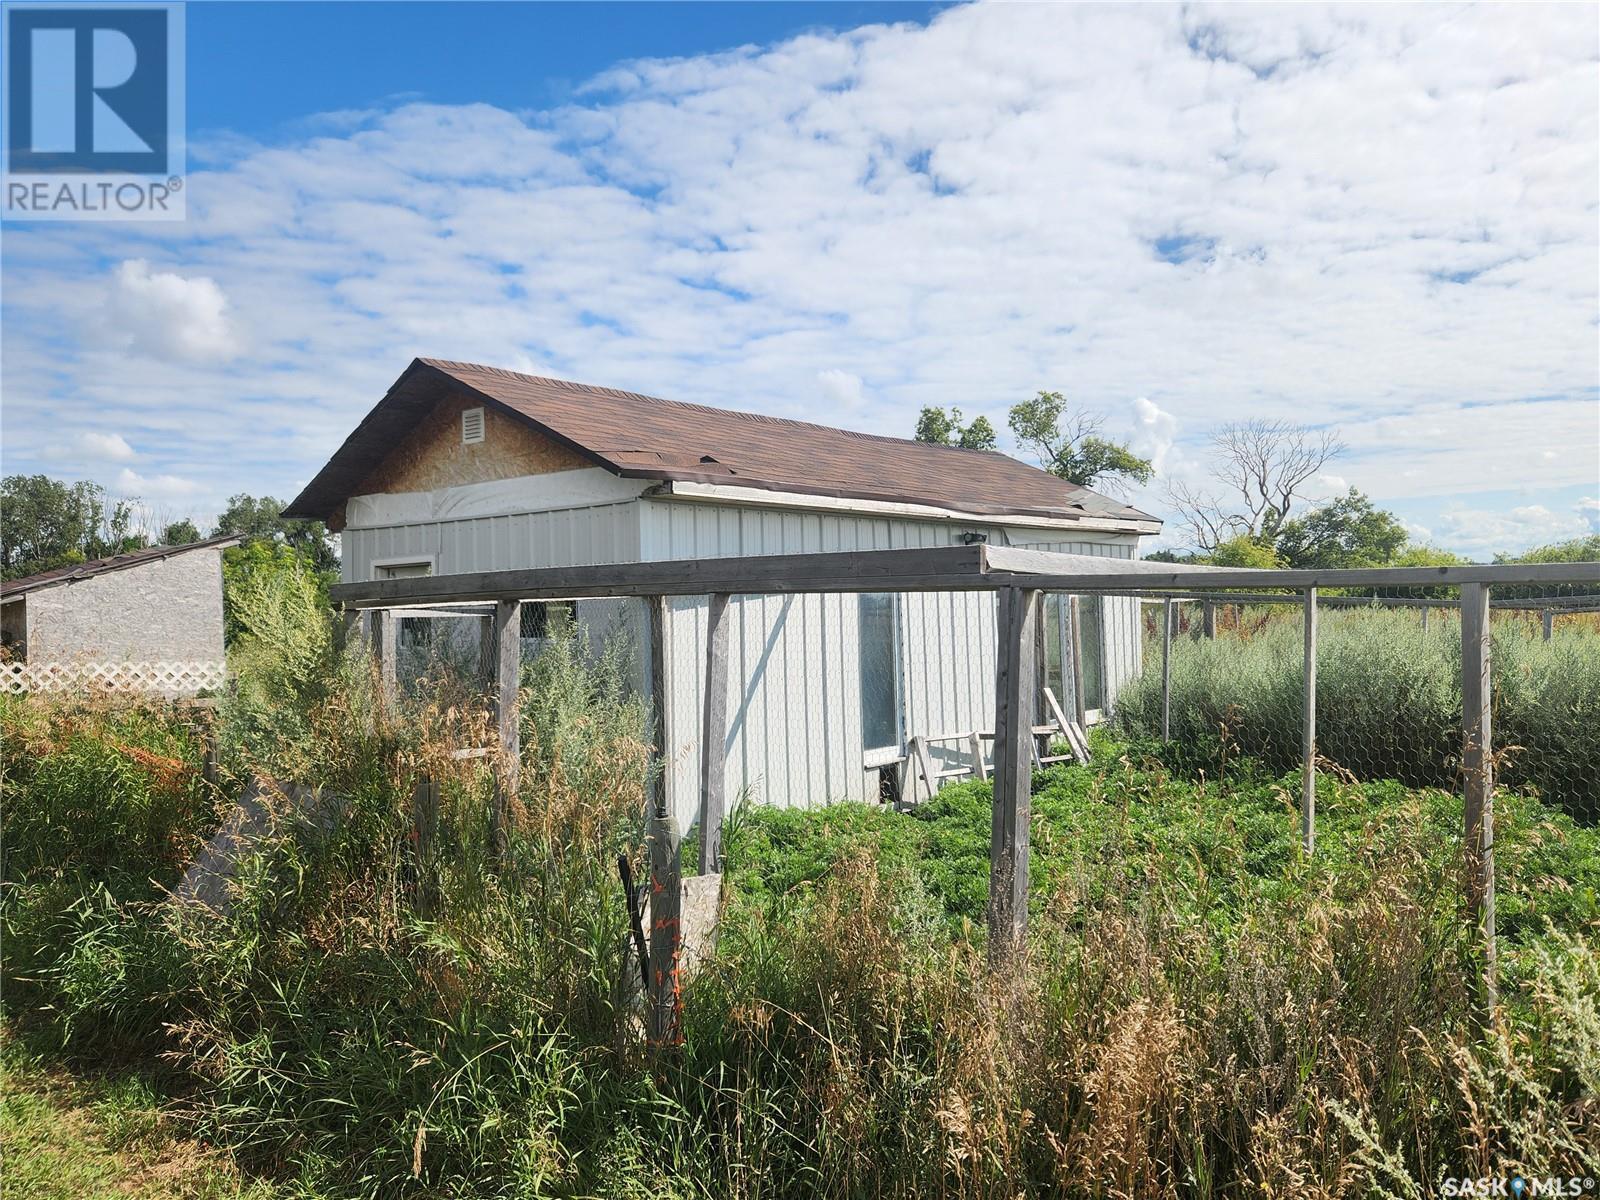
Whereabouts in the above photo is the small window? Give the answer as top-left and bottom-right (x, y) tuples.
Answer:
(376, 560), (432, 580)
(859, 592), (902, 753)
(461, 407), (486, 445)
(520, 600), (577, 640)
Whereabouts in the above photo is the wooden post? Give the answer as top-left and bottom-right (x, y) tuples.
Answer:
(1542, 608), (1553, 641)
(645, 595), (683, 1047)
(339, 606), (361, 650)
(647, 805), (683, 1047)
(1421, 604), (1430, 633)
(988, 587), (1040, 963)
(1067, 596), (1087, 731)
(1460, 582), (1497, 1008)
(493, 600), (521, 852)
(478, 613), (496, 686)
(1161, 598), (1174, 744)
(1033, 602), (1050, 762)
(1202, 600), (1216, 640)
(372, 609), (397, 700)
(698, 593), (730, 875)
(968, 731), (988, 780)
(1301, 587), (1317, 854)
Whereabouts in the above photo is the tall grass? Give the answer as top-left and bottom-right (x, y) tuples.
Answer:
(3, 572), (1598, 1196)
(1114, 607), (1600, 820)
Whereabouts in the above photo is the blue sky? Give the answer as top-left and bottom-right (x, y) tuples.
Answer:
(2, 1), (1597, 558)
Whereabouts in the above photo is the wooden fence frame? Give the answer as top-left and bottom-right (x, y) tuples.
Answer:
(332, 545), (1599, 1031)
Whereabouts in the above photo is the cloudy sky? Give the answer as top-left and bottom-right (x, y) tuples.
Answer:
(2, 1), (1597, 556)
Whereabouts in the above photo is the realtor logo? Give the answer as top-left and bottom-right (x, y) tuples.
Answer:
(3, 2), (185, 219)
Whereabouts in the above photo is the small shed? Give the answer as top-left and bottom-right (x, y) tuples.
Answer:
(285, 358), (1161, 816)
(1, 534), (238, 696)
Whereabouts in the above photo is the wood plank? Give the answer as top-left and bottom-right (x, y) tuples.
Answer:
(1161, 598), (1174, 744)
(1542, 608), (1554, 641)
(698, 593), (730, 875)
(910, 735), (939, 805)
(647, 805), (683, 1047)
(647, 596), (673, 822)
(988, 587), (1039, 962)
(1042, 688), (1088, 766)
(493, 600), (521, 852)
(1302, 588), (1317, 854)
(984, 558), (1600, 592)
(1067, 596), (1087, 731)
(1460, 581), (1497, 1008)
(1202, 600), (1216, 639)
(969, 731), (988, 780)
(372, 609), (397, 700)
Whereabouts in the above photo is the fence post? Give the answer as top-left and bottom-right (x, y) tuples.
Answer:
(1302, 587), (1317, 854)
(1067, 595), (1087, 730)
(1542, 608), (1553, 641)
(1161, 598), (1174, 743)
(1202, 600), (1216, 640)
(372, 609), (397, 701)
(989, 587), (1039, 963)
(477, 612), (496, 685)
(1421, 603), (1430, 633)
(646, 595), (683, 1047)
(1460, 582), (1497, 1008)
(493, 600), (521, 854)
(699, 593), (730, 875)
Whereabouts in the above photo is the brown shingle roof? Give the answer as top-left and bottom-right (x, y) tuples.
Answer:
(283, 358), (1158, 528)
(1, 534), (241, 598)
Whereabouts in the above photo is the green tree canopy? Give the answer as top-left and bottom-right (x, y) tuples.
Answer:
(1006, 391), (1152, 493)
(1, 475), (147, 580)
(161, 518), (203, 546)
(1496, 535), (1600, 564)
(1204, 535), (1283, 569)
(913, 406), (998, 451)
(213, 494), (338, 576)
(1274, 488), (1408, 570)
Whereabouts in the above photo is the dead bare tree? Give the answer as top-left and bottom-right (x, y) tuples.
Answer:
(1165, 419), (1345, 551)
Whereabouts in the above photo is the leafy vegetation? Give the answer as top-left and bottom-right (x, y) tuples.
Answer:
(1116, 606), (1600, 822)
(3, 579), (1597, 1197)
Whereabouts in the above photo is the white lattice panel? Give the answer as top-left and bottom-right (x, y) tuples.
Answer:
(0, 660), (227, 697)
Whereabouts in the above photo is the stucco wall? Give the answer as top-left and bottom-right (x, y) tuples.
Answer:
(22, 546), (228, 663)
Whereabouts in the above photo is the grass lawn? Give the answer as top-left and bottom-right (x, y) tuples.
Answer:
(0, 1033), (276, 1200)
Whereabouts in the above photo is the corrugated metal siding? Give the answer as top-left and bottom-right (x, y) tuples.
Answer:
(342, 502), (642, 582)
(642, 500), (1141, 820)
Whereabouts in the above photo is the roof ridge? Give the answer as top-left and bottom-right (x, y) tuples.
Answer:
(419, 357), (1066, 474)
(1, 533), (242, 596)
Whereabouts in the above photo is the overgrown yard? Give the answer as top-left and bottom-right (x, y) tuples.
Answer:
(3, 575), (1598, 1198)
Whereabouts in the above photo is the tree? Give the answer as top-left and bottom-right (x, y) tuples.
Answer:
(1205, 535), (1283, 569)
(914, 406), (998, 451)
(1007, 391), (1152, 494)
(161, 518), (202, 545)
(1166, 419), (1344, 551)
(1496, 535), (1600, 564)
(213, 494), (338, 575)
(1274, 488), (1407, 569)
(1, 475), (149, 579)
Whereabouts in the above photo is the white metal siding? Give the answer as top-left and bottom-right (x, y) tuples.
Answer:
(642, 500), (1141, 823)
(342, 502), (642, 582)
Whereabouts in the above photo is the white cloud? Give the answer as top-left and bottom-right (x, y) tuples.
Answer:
(1436, 502), (1590, 557)
(103, 260), (238, 363)
(0, 4), (1593, 524)
(817, 368), (865, 410)
(115, 467), (203, 498)
(1578, 496), (1600, 534)
(79, 431), (136, 461)
(1128, 397), (1177, 476)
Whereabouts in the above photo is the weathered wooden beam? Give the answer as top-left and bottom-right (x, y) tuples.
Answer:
(493, 600), (521, 852)
(647, 805), (683, 1047)
(968, 731), (988, 781)
(372, 609), (397, 700)
(1067, 596), (1087, 730)
(1460, 582), (1497, 1008)
(1420, 603), (1430, 632)
(647, 596), (673, 821)
(698, 593), (730, 875)
(477, 613), (495, 687)
(1302, 587), (1317, 854)
(1161, 598), (1174, 744)
(988, 587), (1040, 963)
(1202, 600), (1216, 639)
(1542, 608), (1554, 641)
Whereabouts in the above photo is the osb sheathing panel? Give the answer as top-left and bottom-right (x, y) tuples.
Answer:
(354, 395), (591, 499)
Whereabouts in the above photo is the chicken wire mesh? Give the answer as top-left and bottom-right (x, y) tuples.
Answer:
(378, 565), (1598, 840)
(1120, 580), (1599, 825)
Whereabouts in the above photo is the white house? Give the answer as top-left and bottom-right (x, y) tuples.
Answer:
(285, 359), (1159, 819)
